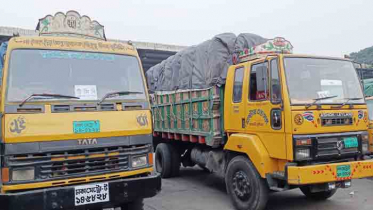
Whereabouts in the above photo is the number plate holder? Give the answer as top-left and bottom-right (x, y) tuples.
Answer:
(73, 120), (100, 134)
(74, 182), (109, 206)
(343, 136), (358, 148)
(336, 165), (351, 178)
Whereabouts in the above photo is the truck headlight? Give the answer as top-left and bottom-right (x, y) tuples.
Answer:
(295, 148), (311, 160)
(362, 133), (369, 154)
(294, 138), (312, 161)
(131, 155), (148, 168)
(12, 168), (35, 181)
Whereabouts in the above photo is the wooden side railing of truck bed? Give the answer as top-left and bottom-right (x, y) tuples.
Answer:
(151, 86), (225, 147)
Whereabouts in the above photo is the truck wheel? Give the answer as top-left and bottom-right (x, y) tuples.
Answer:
(170, 145), (181, 177)
(198, 164), (212, 173)
(225, 156), (269, 210)
(155, 143), (172, 178)
(120, 199), (144, 210)
(300, 186), (337, 200)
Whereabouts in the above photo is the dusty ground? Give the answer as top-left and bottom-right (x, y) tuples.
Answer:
(144, 167), (373, 210)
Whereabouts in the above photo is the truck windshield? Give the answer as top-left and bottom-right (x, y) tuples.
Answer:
(284, 57), (364, 105)
(6, 49), (146, 102)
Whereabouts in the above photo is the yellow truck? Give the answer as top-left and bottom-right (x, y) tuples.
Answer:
(365, 96), (373, 154)
(0, 11), (160, 210)
(150, 37), (373, 210)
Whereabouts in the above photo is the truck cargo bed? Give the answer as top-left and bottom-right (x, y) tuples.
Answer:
(151, 86), (225, 147)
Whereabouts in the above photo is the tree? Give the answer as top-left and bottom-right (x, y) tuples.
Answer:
(350, 46), (373, 65)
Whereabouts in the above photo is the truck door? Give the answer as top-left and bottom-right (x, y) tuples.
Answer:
(224, 65), (247, 133)
(245, 58), (287, 159)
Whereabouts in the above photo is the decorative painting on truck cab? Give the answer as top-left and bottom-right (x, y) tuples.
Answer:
(8, 116), (27, 135)
(246, 109), (269, 127)
(137, 114), (149, 126)
(302, 111), (317, 127)
(294, 114), (304, 125)
(356, 110), (368, 125)
(37, 10), (106, 40)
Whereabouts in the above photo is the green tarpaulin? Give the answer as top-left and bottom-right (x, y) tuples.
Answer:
(363, 78), (373, 97)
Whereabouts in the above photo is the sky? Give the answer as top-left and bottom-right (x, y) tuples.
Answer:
(0, 0), (372, 57)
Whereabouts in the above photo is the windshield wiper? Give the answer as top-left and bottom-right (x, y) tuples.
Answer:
(19, 93), (79, 107)
(97, 91), (143, 105)
(305, 95), (338, 109)
(331, 97), (363, 109)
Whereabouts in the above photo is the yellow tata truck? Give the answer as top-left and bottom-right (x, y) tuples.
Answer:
(0, 11), (160, 210)
(151, 37), (373, 210)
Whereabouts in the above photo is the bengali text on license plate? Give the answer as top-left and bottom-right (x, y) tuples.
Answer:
(336, 165), (351, 178)
(75, 182), (109, 206)
(73, 120), (100, 134)
(343, 137), (358, 148)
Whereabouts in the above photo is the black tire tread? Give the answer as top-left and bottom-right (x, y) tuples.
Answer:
(170, 144), (181, 177)
(120, 199), (144, 210)
(155, 143), (172, 178)
(300, 186), (337, 200)
(225, 155), (269, 210)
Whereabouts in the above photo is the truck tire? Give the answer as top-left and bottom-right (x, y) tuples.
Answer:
(300, 186), (337, 200)
(225, 156), (269, 210)
(198, 164), (212, 173)
(170, 145), (181, 177)
(155, 143), (172, 178)
(120, 199), (144, 210)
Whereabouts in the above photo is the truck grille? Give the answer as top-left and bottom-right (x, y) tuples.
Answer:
(321, 117), (353, 126)
(7, 145), (150, 181)
(316, 137), (359, 157)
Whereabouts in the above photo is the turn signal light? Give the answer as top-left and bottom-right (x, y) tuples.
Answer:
(2, 168), (9, 182)
(296, 139), (312, 146)
(148, 153), (154, 166)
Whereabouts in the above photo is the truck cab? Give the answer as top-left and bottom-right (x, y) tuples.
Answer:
(223, 39), (373, 207)
(0, 11), (160, 210)
(151, 36), (373, 210)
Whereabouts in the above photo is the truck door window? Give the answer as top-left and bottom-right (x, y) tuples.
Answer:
(270, 59), (282, 104)
(233, 67), (244, 103)
(249, 62), (269, 101)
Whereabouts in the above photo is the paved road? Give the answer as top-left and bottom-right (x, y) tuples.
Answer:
(144, 167), (373, 210)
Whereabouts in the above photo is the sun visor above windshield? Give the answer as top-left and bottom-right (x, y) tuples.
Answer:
(36, 10), (106, 41)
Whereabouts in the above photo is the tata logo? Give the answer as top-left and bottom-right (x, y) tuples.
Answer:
(77, 138), (98, 145)
(336, 140), (344, 151)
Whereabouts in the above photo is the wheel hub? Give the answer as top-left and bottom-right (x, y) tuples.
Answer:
(232, 170), (251, 201)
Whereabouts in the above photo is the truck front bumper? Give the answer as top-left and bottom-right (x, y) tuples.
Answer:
(287, 159), (373, 185)
(0, 174), (161, 210)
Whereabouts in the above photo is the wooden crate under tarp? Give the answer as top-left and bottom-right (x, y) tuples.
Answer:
(151, 86), (224, 147)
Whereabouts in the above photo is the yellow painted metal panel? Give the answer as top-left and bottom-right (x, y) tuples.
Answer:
(2, 167), (153, 192)
(291, 110), (369, 135)
(287, 160), (373, 185)
(224, 133), (278, 177)
(4, 110), (152, 143)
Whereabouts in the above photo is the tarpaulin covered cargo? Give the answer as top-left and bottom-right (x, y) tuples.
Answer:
(363, 78), (373, 97)
(146, 33), (267, 92)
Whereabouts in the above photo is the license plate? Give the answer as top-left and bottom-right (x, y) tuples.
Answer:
(75, 182), (109, 206)
(336, 165), (351, 178)
(343, 137), (358, 148)
(73, 120), (100, 134)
